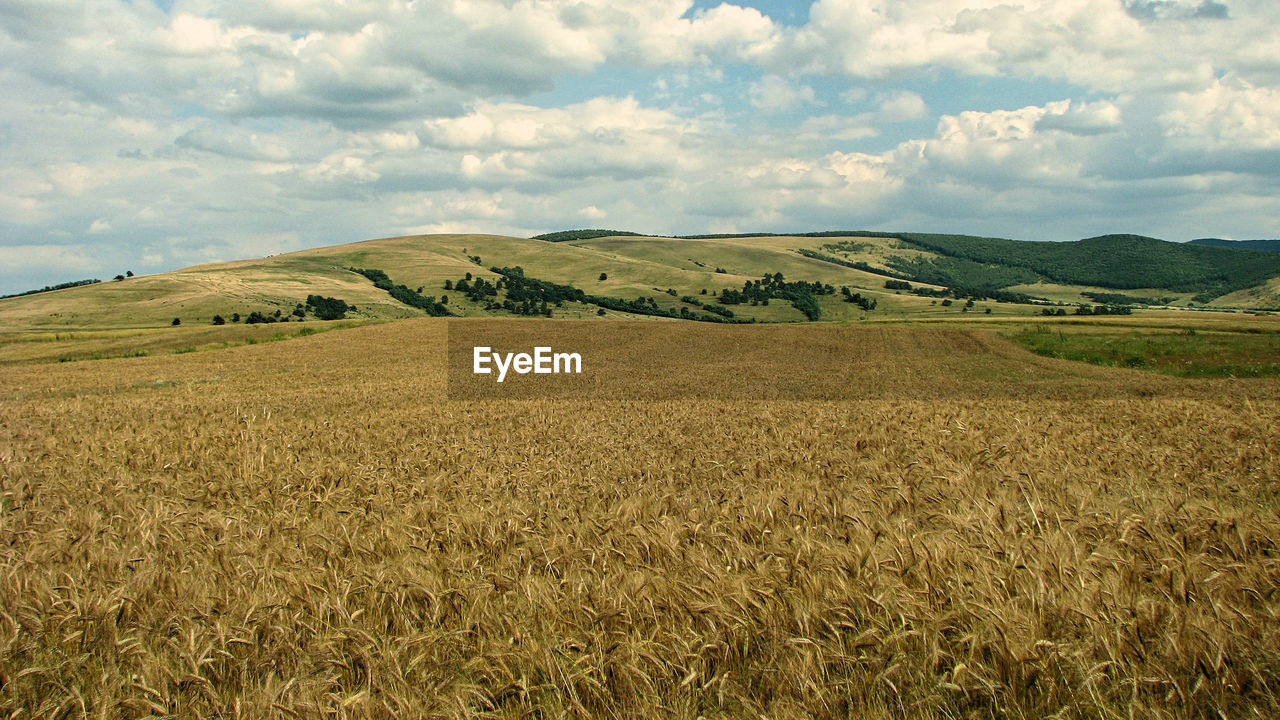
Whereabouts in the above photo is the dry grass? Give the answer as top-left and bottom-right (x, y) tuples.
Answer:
(0, 321), (372, 366)
(1, 319), (1278, 718)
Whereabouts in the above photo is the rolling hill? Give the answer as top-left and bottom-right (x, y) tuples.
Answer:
(2, 231), (1279, 332)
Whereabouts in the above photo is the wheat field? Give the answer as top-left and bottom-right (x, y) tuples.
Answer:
(1, 319), (1278, 718)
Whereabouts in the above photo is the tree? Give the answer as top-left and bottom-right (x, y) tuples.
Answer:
(212, 315), (225, 325)
(440, 295), (448, 304)
(444, 279), (453, 290)
(306, 295), (351, 320)
(125, 270), (134, 277)
(599, 273), (608, 281)
(232, 312), (241, 322)
(172, 317), (181, 326)
(597, 308), (606, 316)
(114, 275), (125, 281)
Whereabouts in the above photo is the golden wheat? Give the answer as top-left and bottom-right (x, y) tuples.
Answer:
(0, 319), (1277, 719)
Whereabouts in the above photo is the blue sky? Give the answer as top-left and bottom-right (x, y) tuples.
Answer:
(1, 0), (1278, 294)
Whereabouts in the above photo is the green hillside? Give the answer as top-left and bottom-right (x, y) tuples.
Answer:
(890, 233), (1280, 301)
(3, 230), (1279, 334)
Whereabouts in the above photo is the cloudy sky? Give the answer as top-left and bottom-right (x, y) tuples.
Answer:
(2, 0), (1279, 293)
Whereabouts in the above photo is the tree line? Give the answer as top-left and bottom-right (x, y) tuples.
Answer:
(351, 268), (450, 316)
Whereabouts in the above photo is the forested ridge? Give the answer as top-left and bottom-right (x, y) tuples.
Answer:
(1189, 238), (1280, 253)
(890, 233), (1280, 300)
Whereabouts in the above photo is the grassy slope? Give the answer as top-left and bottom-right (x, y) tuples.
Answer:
(3, 232), (1277, 333)
(567, 235), (987, 322)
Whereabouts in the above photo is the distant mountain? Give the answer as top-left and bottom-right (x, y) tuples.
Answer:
(1188, 238), (1280, 252)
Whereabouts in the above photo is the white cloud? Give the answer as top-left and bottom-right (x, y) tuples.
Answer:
(1036, 99), (1123, 135)
(301, 153), (380, 184)
(877, 90), (927, 122)
(444, 193), (509, 220)
(1160, 78), (1280, 151)
(765, 0), (1279, 94)
(896, 102), (1096, 187)
(426, 97), (689, 152)
(176, 123), (294, 162)
(749, 75), (816, 111)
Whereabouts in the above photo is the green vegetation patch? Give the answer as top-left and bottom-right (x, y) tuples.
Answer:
(487, 266), (749, 323)
(351, 267), (451, 316)
(886, 254), (1044, 292)
(718, 273), (836, 321)
(1081, 291), (1169, 306)
(533, 229), (643, 242)
(896, 232), (1280, 301)
(1010, 325), (1280, 378)
(305, 294), (352, 320)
